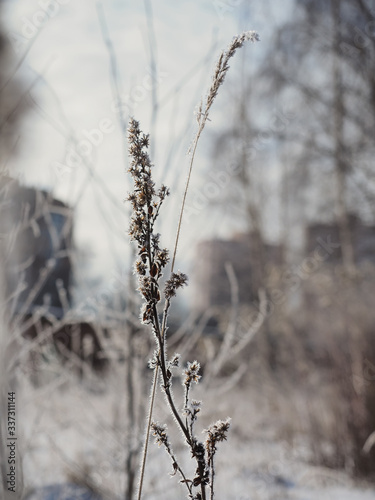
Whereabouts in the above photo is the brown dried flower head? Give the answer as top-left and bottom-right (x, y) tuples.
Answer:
(164, 271), (188, 299)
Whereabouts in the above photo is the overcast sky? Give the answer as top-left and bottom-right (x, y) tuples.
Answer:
(3, 0), (293, 301)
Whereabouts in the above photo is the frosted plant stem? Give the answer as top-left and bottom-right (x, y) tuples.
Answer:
(210, 456), (215, 500)
(171, 124), (204, 272)
(137, 364), (159, 500)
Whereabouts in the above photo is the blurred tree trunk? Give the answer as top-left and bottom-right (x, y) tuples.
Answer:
(238, 104), (265, 293)
(331, 0), (356, 273)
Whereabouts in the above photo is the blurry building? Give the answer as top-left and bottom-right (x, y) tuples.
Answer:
(0, 176), (108, 375)
(0, 176), (73, 317)
(192, 233), (284, 313)
(305, 214), (375, 266)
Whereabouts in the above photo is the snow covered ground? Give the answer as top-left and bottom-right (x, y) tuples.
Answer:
(17, 360), (375, 500)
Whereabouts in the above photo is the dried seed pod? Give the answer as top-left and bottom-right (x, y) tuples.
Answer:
(150, 262), (158, 277)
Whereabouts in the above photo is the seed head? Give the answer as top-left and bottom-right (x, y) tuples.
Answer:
(184, 360), (201, 386)
(165, 271), (188, 299)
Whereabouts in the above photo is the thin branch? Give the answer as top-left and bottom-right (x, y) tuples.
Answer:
(0, 56), (55, 132)
(0, 29), (42, 94)
(95, 0), (128, 168)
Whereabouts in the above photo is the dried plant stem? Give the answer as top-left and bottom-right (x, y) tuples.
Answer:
(137, 364), (159, 500)
(152, 302), (191, 444)
(128, 122), (209, 500)
(171, 30), (259, 272)
(171, 123), (204, 272)
(209, 456), (215, 500)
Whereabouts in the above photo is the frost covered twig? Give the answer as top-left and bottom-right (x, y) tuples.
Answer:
(127, 119), (226, 500)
